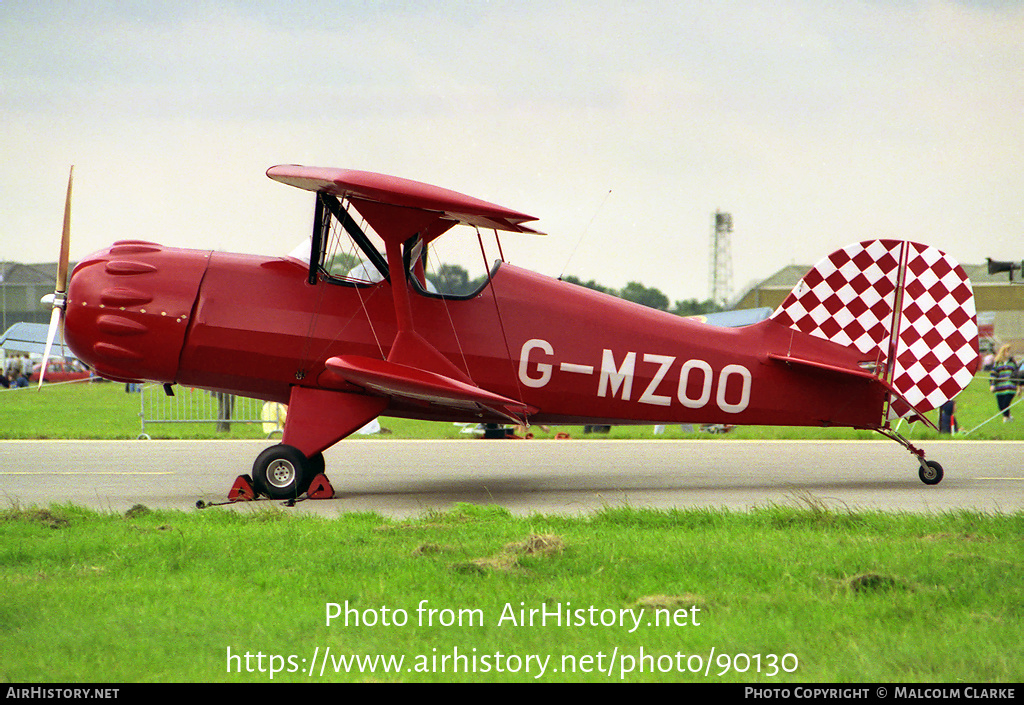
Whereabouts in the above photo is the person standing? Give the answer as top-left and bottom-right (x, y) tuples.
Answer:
(989, 345), (1019, 422)
(938, 399), (957, 434)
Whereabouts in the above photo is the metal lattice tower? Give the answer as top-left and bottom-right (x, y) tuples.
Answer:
(709, 211), (733, 306)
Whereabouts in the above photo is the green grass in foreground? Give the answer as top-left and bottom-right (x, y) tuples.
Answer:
(1, 374), (1022, 440)
(1, 503), (1021, 683)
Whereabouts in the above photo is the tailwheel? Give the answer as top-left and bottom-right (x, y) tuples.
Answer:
(252, 444), (316, 499)
(875, 426), (945, 486)
(918, 460), (943, 486)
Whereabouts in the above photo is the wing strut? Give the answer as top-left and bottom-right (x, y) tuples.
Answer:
(310, 194), (390, 284)
(309, 192), (325, 285)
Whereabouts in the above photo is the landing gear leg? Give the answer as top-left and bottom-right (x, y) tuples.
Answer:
(245, 387), (387, 501)
(875, 426), (943, 485)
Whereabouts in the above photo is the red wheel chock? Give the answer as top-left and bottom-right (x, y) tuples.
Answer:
(224, 473), (334, 503)
(228, 474), (257, 501)
(307, 473), (335, 500)
(556, 432), (571, 439)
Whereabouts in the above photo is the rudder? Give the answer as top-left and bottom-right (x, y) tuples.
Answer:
(770, 239), (979, 420)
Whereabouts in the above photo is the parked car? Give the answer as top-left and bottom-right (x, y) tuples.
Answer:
(30, 359), (91, 383)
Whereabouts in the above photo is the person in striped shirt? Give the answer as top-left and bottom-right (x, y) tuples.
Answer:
(989, 345), (1020, 422)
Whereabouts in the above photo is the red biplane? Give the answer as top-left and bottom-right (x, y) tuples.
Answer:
(43, 165), (978, 499)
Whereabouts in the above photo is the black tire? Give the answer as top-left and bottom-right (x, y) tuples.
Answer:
(307, 451), (326, 480)
(919, 460), (943, 486)
(252, 444), (310, 499)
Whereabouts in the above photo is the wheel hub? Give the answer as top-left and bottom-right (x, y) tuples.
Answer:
(267, 459), (296, 488)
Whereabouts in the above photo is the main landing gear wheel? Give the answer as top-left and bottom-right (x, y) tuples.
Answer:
(252, 444), (317, 499)
(918, 460), (943, 486)
(307, 451), (325, 478)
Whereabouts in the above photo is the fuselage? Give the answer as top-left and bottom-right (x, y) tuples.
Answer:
(64, 240), (886, 429)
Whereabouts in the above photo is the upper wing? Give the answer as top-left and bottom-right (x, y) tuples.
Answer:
(267, 165), (544, 236)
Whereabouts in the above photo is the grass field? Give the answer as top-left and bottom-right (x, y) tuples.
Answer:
(1, 502), (1021, 683)
(1, 373), (1021, 441)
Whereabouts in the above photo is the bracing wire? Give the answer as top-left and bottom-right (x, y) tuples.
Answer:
(425, 236), (472, 379)
(478, 228), (527, 409)
(343, 210), (387, 361)
(303, 200), (387, 368)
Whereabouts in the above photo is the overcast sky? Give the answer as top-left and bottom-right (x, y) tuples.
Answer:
(2, 1), (1021, 303)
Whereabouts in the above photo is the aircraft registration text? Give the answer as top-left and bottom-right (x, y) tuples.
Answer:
(518, 339), (751, 414)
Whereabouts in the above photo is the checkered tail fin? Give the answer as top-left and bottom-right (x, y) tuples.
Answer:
(769, 240), (979, 421)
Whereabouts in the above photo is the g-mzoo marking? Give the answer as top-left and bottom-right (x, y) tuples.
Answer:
(518, 338), (752, 414)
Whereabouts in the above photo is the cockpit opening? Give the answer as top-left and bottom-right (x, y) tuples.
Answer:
(304, 192), (504, 299)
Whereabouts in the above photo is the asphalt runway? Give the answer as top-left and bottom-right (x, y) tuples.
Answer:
(2, 438), (1021, 517)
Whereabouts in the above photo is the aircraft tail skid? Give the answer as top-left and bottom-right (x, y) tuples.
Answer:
(769, 240), (979, 422)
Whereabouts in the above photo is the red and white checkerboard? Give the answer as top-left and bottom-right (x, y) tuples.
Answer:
(770, 240), (979, 419)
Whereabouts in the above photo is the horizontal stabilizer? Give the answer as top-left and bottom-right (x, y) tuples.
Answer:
(768, 352), (937, 429)
(767, 352), (877, 381)
(325, 355), (536, 423)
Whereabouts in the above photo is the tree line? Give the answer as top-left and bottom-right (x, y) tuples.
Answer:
(560, 275), (724, 317)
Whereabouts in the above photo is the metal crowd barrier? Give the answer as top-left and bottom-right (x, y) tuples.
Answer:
(137, 383), (285, 440)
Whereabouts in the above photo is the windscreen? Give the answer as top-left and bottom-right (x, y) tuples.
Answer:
(413, 225), (505, 298)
